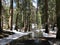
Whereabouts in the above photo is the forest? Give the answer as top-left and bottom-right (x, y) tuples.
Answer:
(0, 0), (60, 45)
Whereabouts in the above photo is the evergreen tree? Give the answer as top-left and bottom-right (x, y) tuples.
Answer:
(10, 0), (13, 30)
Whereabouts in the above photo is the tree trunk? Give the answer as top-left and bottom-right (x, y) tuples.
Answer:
(0, 0), (3, 33)
(10, 0), (13, 30)
(27, 1), (31, 31)
(56, 0), (60, 39)
(15, 0), (19, 30)
(28, 14), (30, 31)
(15, 14), (18, 30)
(44, 0), (49, 33)
(2, 16), (3, 30)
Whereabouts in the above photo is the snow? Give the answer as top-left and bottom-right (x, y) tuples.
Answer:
(0, 31), (31, 45)
(0, 29), (57, 45)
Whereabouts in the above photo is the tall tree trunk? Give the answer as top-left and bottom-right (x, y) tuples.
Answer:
(27, 0), (31, 31)
(0, 0), (3, 33)
(10, 0), (13, 30)
(15, 0), (19, 30)
(44, 0), (49, 33)
(56, 0), (60, 39)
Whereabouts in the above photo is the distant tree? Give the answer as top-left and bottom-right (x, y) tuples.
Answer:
(37, 0), (42, 29)
(48, 0), (56, 24)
